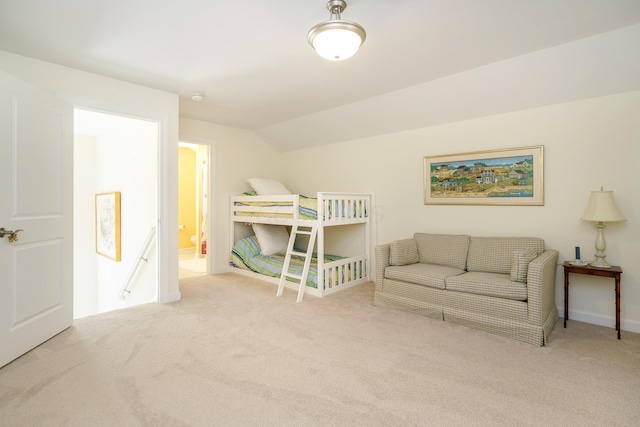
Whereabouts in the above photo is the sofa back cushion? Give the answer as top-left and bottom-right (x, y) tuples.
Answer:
(414, 233), (470, 270)
(467, 237), (545, 274)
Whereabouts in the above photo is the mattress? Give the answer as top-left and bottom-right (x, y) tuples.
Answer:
(230, 235), (343, 289)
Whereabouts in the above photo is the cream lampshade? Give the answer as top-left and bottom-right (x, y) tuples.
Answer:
(580, 189), (626, 268)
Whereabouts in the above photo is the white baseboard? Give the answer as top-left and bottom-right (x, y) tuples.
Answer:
(557, 306), (640, 334)
(160, 291), (182, 304)
(211, 267), (229, 275)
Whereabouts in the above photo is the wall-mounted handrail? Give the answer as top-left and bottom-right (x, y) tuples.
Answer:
(119, 226), (156, 299)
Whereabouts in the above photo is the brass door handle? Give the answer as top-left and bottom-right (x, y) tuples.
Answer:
(0, 228), (23, 242)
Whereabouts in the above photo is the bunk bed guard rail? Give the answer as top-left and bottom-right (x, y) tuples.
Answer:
(317, 193), (370, 294)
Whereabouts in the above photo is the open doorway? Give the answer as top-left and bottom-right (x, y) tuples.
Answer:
(178, 142), (209, 278)
(73, 108), (159, 319)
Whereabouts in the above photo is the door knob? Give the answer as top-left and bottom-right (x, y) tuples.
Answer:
(0, 228), (23, 242)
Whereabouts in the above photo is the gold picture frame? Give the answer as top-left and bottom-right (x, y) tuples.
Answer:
(424, 146), (544, 206)
(95, 192), (121, 261)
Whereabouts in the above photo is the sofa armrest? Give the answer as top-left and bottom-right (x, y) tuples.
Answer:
(374, 244), (391, 293)
(526, 249), (559, 326)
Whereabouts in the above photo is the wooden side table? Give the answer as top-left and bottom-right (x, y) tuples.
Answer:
(563, 261), (623, 339)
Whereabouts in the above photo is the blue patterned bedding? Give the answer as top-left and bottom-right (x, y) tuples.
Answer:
(233, 192), (369, 222)
(230, 235), (343, 289)
(234, 192), (318, 220)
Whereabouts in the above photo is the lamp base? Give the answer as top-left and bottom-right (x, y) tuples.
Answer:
(590, 258), (611, 268)
(591, 221), (611, 268)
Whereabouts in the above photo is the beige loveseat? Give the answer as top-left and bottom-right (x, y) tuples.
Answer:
(374, 234), (559, 346)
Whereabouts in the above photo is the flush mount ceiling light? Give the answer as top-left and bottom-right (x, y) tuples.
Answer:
(308, 0), (366, 61)
(191, 92), (204, 102)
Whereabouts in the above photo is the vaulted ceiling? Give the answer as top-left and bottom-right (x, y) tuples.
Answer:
(1, 0), (640, 151)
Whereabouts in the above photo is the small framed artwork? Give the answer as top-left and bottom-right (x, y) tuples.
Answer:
(95, 192), (121, 261)
(423, 146), (544, 206)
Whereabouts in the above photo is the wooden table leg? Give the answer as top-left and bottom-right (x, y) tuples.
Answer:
(564, 270), (569, 328)
(615, 273), (621, 339)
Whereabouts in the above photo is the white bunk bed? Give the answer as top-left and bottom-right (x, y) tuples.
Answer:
(230, 192), (372, 300)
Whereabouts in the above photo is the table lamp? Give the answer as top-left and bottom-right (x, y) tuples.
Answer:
(580, 188), (626, 268)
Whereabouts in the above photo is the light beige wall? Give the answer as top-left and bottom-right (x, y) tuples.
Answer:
(280, 91), (640, 333)
(0, 50), (181, 303)
(179, 118), (283, 273)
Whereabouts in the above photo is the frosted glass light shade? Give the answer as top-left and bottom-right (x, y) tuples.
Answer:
(581, 190), (626, 222)
(308, 21), (366, 61)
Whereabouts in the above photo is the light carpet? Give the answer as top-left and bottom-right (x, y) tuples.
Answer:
(1, 273), (639, 426)
(179, 258), (207, 274)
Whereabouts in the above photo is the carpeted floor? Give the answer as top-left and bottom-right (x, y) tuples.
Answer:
(1, 273), (639, 426)
(179, 258), (207, 274)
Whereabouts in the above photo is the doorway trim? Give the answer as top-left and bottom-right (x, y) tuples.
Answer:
(179, 135), (217, 275)
(62, 95), (178, 304)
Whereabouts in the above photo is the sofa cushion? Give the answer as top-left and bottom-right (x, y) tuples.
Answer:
(389, 239), (419, 266)
(466, 237), (544, 274)
(414, 233), (470, 270)
(445, 271), (528, 301)
(510, 248), (538, 283)
(385, 263), (465, 290)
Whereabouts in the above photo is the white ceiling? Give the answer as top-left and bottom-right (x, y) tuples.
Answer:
(2, 0), (640, 152)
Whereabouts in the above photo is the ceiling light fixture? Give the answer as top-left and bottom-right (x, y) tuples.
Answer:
(308, 0), (366, 61)
(191, 92), (204, 102)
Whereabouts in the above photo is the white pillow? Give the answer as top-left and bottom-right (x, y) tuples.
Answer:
(252, 224), (289, 256)
(248, 178), (291, 195)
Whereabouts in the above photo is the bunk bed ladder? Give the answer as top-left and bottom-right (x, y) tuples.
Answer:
(277, 223), (318, 303)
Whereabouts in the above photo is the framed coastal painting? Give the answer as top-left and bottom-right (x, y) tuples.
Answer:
(95, 192), (121, 261)
(423, 146), (544, 206)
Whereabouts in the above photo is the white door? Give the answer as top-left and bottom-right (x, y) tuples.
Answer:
(0, 71), (73, 368)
